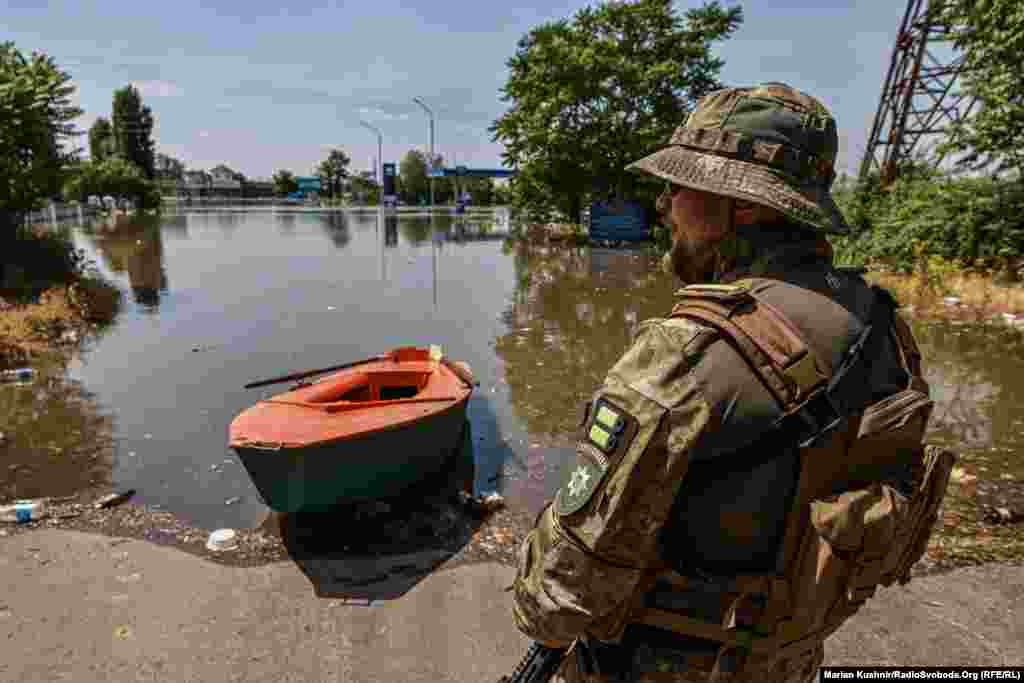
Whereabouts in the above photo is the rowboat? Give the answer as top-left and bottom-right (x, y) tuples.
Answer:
(229, 346), (474, 513)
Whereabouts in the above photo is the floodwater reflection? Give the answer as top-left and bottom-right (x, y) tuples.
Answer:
(83, 217), (168, 311)
(0, 359), (116, 501)
(5, 208), (1019, 532)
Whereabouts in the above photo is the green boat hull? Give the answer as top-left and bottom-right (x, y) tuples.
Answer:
(233, 399), (470, 513)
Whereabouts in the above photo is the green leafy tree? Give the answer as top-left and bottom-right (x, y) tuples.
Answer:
(0, 41), (83, 235)
(111, 84), (156, 179)
(350, 173), (380, 204)
(937, 0), (1024, 175)
(272, 169), (298, 196)
(316, 148), (350, 198)
(399, 149), (430, 204)
(88, 117), (115, 162)
(64, 157), (160, 209)
(490, 0), (742, 221)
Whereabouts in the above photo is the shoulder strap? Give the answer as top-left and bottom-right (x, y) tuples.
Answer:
(670, 279), (896, 450)
(670, 280), (827, 410)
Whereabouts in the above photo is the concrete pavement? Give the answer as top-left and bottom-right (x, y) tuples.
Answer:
(2, 530), (1021, 682)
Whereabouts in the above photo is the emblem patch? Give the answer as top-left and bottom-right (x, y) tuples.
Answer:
(556, 443), (609, 516)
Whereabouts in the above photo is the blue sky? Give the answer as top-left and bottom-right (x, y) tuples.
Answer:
(5, 1), (932, 180)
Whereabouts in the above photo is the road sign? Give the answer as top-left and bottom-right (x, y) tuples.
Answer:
(382, 163), (396, 197)
(296, 176), (320, 192)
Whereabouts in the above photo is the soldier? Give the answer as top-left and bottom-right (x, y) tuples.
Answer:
(509, 83), (955, 682)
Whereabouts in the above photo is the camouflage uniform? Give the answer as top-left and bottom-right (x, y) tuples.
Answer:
(510, 84), (954, 682)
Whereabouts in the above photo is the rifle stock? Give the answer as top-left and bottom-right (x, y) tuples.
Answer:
(500, 641), (568, 683)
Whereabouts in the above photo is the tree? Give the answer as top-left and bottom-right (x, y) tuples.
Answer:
(272, 169), (298, 196)
(88, 117), (115, 162)
(490, 0), (742, 221)
(937, 0), (1024, 176)
(155, 153), (184, 180)
(399, 149), (430, 204)
(350, 173), (380, 204)
(0, 42), (83, 235)
(64, 157), (160, 209)
(463, 177), (495, 205)
(111, 84), (156, 179)
(316, 148), (350, 199)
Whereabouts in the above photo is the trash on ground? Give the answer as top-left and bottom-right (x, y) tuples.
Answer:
(209, 464), (222, 472)
(114, 625), (132, 639)
(943, 297), (961, 306)
(455, 491), (506, 517)
(224, 496), (241, 506)
(982, 506), (1023, 525)
(94, 490), (136, 510)
(206, 528), (238, 552)
(1, 368), (35, 383)
(0, 500), (48, 524)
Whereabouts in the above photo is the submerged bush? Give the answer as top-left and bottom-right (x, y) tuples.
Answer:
(832, 174), (1024, 278)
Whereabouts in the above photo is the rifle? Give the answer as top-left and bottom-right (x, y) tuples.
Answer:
(500, 641), (568, 683)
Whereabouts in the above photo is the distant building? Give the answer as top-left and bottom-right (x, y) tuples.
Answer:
(243, 177), (276, 199)
(209, 165), (243, 197)
(183, 170), (212, 197)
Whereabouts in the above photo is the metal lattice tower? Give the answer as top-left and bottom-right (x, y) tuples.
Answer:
(858, 0), (978, 187)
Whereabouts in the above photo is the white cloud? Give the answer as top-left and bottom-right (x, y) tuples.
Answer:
(132, 80), (184, 97)
(356, 106), (409, 122)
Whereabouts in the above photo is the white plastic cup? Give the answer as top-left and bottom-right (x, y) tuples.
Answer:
(206, 528), (238, 552)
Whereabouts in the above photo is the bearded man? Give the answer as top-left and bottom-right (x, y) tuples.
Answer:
(509, 83), (955, 683)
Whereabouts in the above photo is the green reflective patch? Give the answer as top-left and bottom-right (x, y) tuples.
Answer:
(595, 405), (620, 431)
(588, 424), (611, 450)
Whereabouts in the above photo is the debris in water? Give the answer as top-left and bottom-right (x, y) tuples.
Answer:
(1, 368), (35, 383)
(982, 506), (1022, 525)
(94, 490), (136, 509)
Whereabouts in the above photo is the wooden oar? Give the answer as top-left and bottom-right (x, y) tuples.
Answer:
(244, 355), (387, 390)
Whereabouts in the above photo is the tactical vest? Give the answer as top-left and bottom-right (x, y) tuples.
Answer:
(616, 277), (956, 680)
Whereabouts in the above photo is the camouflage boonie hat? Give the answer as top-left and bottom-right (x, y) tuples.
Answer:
(626, 82), (849, 234)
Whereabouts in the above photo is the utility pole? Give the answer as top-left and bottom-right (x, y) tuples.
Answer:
(412, 97), (436, 208)
(359, 121), (383, 200)
(859, 0), (977, 188)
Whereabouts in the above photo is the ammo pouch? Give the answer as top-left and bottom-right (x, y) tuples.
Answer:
(616, 278), (956, 680)
(789, 444), (956, 639)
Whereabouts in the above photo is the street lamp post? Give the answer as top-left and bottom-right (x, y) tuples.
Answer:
(412, 97), (435, 209)
(359, 120), (383, 201)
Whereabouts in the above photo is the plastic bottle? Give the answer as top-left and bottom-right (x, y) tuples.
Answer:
(0, 500), (48, 524)
(1, 368), (35, 383)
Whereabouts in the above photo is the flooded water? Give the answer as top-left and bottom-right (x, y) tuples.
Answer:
(3, 209), (1023, 534)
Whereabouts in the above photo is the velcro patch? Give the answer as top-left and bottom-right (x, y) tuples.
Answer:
(556, 443), (609, 516)
(558, 397), (639, 517)
(586, 398), (627, 454)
